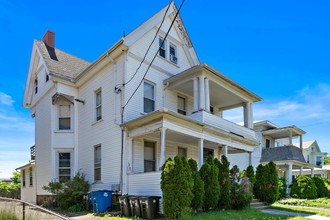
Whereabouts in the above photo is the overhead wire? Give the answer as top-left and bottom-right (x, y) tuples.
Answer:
(123, 0), (185, 109)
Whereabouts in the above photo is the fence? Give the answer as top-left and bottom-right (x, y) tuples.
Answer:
(0, 197), (69, 220)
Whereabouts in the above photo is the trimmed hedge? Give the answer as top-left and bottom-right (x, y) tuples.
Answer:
(217, 155), (231, 209)
(290, 175), (317, 199)
(188, 159), (204, 211)
(313, 176), (329, 198)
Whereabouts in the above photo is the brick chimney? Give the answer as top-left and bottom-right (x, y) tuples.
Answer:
(42, 30), (55, 48)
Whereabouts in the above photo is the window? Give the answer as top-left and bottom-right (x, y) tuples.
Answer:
(316, 156), (322, 166)
(144, 82), (155, 113)
(94, 145), (101, 181)
(265, 139), (270, 148)
(59, 104), (71, 130)
(59, 153), (71, 182)
(307, 155), (310, 163)
(178, 147), (187, 157)
(95, 90), (102, 121)
(159, 37), (166, 58)
(177, 96), (186, 115)
(29, 167), (33, 186)
(34, 79), (38, 94)
(46, 74), (49, 82)
(210, 106), (214, 114)
(22, 170), (26, 187)
(144, 141), (155, 172)
(169, 43), (177, 64)
(203, 148), (213, 162)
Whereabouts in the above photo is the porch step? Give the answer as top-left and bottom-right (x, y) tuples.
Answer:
(250, 199), (269, 210)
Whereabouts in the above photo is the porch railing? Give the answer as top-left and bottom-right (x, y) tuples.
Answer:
(189, 111), (256, 140)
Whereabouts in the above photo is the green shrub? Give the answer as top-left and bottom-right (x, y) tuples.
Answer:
(188, 159), (204, 211)
(246, 165), (256, 185)
(254, 164), (266, 200)
(161, 156), (193, 219)
(313, 176), (329, 198)
(230, 166), (253, 209)
(200, 156), (220, 211)
(217, 155), (231, 209)
(264, 161), (279, 204)
(278, 176), (287, 199)
(290, 175), (317, 199)
(43, 172), (89, 210)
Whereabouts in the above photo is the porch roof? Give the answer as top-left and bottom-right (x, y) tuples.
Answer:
(122, 108), (259, 150)
(262, 126), (305, 139)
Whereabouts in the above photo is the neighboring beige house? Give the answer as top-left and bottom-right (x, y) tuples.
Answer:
(17, 2), (262, 205)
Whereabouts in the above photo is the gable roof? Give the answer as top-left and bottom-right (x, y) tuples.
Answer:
(35, 40), (91, 82)
(293, 140), (316, 149)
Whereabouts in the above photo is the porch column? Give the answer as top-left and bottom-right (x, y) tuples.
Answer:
(198, 76), (205, 111)
(300, 166), (303, 176)
(287, 163), (293, 185)
(311, 168), (315, 177)
(159, 128), (167, 169)
(289, 130), (293, 145)
(248, 152), (252, 166)
(127, 137), (133, 174)
(122, 130), (129, 194)
(243, 102), (253, 129)
(204, 78), (210, 112)
(198, 138), (204, 169)
(223, 145), (228, 157)
(193, 78), (199, 112)
(299, 135), (303, 149)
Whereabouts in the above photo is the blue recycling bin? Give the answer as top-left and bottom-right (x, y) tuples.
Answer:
(88, 190), (113, 213)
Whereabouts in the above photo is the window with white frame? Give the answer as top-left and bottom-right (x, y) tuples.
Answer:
(29, 167), (33, 186)
(95, 89), (102, 121)
(22, 170), (26, 187)
(144, 141), (156, 172)
(316, 156), (322, 166)
(94, 145), (101, 181)
(265, 139), (271, 148)
(59, 104), (71, 130)
(177, 96), (186, 115)
(178, 147), (187, 157)
(144, 82), (155, 113)
(159, 37), (166, 58)
(169, 43), (177, 64)
(58, 152), (71, 182)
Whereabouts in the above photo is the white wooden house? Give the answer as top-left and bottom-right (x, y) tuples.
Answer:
(18, 2), (262, 205)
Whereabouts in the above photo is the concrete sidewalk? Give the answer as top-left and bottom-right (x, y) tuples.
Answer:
(261, 209), (330, 220)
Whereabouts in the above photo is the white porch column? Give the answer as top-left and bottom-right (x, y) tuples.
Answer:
(193, 78), (199, 112)
(160, 128), (167, 169)
(204, 78), (210, 112)
(127, 137), (133, 174)
(122, 130), (129, 194)
(299, 135), (303, 149)
(300, 166), (303, 176)
(198, 139), (204, 169)
(289, 130), (293, 145)
(243, 102), (253, 129)
(198, 76), (205, 111)
(223, 145), (228, 157)
(311, 168), (315, 177)
(287, 163), (293, 185)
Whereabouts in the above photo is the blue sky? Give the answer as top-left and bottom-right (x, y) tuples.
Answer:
(0, 0), (329, 178)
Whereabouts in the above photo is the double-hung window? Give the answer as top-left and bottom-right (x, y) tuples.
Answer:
(29, 167), (33, 186)
(159, 37), (166, 58)
(144, 82), (155, 113)
(94, 145), (101, 181)
(144, 141), (156, 172)
(22, 170), (26, 187)
(59, 153), (71, 182)
(59, 104), (71, 130)
(95, 90), (102, 121)
(169, 43), (177, 64)
(177, 96), (186, 115)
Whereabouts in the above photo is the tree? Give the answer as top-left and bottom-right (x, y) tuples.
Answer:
(188, 159), (204, 211)
(264, 161), (279, 204)
(200, 156), (220, 211)
(254, 164), (265, 200)
(217, 155), (231, 209)
(325, 156), (330, 165)
(0, 172), (20, 199)
(290, 175), (317, 199)
(246, 165), (256, 185)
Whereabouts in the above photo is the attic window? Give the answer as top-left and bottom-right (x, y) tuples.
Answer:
(159, 37), (166, 58)
(169, 43), (177, 64)
(34, 79), (38, 94)
(46, 73), (49, 82)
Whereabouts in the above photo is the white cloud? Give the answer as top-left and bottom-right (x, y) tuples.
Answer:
(0, 92), (14, 106)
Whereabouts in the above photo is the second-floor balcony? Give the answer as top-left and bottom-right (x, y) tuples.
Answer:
(260, 145), (307, 163)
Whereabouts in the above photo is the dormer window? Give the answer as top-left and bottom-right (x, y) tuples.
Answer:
(159, 37), (166, 58)
(169, 43), (177, 64)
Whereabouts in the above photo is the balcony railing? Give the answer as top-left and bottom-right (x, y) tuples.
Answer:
(30, 145), (35, 160)
(261, 145), (306, 163)
(189, 111), (256, 141)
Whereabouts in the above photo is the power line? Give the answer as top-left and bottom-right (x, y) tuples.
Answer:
(114, 0), (172, 92)
(123, 0), (185, 109)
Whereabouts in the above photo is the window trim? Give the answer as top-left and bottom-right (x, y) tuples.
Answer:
(29, 167), (33, 186)
(94, 145), (102, 182)
(58, 152), (71, 182)
(22, 170), (26, 187)
(143, 81), (155, 113)
(169, 43), (177, 64)
(159, 37), (166, 58)
(144, 141), (156, 172)
(58, 104), (71, 130)
(95, 89), (102, 121)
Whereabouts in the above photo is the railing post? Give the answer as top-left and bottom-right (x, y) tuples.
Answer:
(22, 202), (25, 220)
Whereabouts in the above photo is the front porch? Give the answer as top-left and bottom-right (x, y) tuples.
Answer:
(121, 108), (259, 195)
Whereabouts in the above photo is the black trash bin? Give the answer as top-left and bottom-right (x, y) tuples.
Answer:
(139, 196), (161, 219)
(119, 195), (131, 217)
(129, 196), (141, 218)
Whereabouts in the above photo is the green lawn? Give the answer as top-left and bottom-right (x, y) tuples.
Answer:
(272, 204), (330, 218)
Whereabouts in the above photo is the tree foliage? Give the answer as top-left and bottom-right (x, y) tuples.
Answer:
(313, 176), (329, 198)
(188, 159), (204, 211)
(290, 175), (317, 199)
(217, 155), (231, 209)
(264, 161), (279, 204)
(0, 172), (20, 199)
